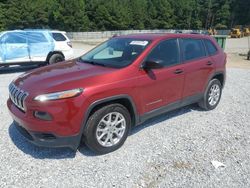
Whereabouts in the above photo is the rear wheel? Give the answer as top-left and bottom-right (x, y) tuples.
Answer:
(48, 53), (64, 64)
(198, 79), (222, 110)
(84, 104), (131, 154)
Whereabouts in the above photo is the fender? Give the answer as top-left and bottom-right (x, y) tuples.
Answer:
(46, 51), (65, 62)
(204, 71), (225, 92)
(74, 94), (139, 149)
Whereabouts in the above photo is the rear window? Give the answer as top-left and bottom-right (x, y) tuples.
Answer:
(204, 39), (218, 55)
(181, 38), (206, 61)
(52, 33), (67, 41)
(27, 32), (48, 43)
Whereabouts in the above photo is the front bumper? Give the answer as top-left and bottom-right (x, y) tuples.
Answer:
(7, 98), (87, 150)
(13, 121), (80, 150)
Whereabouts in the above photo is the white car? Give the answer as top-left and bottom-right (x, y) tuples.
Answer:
(0, 30), (73, 66)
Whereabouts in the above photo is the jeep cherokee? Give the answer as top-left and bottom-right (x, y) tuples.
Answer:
(7, 33), (226, 154)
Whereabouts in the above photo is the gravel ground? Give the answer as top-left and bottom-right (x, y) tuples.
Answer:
(0, 68), (250, 187)
(0, 38), (250, 187)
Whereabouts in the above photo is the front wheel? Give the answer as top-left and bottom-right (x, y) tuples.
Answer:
(198, 79), (222, 110)
(84, 104), (131, 154)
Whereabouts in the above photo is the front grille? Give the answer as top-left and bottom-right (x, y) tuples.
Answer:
(9, 83), (28, 112)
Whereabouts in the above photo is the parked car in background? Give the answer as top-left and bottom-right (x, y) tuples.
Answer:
(7, 33), (226, 154)
(0, 30), (73, 66)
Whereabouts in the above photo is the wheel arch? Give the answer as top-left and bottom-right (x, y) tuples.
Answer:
(205, 71), (225, 91)
(211, 72), (225, 88)
(46, 51), (65, 63)
(87, 95), (138, 127)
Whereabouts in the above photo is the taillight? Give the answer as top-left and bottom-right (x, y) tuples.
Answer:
(67, 42), (72, 48)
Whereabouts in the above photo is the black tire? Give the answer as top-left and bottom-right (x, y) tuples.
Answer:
(83, 103), (131, 154)
(48, 53), (64, 64)
(198, 79), (222, 111)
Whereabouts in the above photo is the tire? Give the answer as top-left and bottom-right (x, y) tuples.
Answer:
(48, 53), (64, 64)
(84, 103), (131, 154)
(198, 79), (222, 111)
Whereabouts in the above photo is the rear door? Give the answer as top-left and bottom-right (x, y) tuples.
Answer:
(27, 31), (54, 62)
(137, 39), (185, 113)
(180, 38), (215, 99)
(1, 32), (29, 63)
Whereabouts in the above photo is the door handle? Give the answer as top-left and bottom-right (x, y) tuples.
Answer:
(206, 61), (213, 66)
(174, 69), (183, 74)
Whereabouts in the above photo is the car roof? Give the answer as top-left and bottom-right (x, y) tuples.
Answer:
(1, 29), (66, 34)
(116, 33), (211, 41)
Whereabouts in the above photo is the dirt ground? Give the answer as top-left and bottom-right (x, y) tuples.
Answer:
(226, 53), (250, 69)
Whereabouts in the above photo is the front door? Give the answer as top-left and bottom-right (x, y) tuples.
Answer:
(2, 32), (29, 63)
(137, 39), (185, 114)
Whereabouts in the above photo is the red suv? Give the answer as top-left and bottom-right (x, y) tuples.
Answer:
(7, 33), (226, 154)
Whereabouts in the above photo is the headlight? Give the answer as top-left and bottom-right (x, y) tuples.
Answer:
(34, 88), (83, 102)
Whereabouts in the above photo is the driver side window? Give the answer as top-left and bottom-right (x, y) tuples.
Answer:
(4, 33), (27, 44)
(146, 39), (180, 67)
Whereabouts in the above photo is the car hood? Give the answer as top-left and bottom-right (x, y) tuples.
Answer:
(13, 59), (117, 96)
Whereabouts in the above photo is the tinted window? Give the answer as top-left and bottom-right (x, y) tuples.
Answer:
(4, 33), (26, 44)
(204, 39), (218, 55)
(182, 39), (206, 61)
(146, 39), (180, 67)
(27, 32), (48, 43)
(52, 33), (67, 41)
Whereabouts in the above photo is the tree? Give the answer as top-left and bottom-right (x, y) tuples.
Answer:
(129, 0), (147, 29)
(51, 0), (89, 31)
(0, 2), (6, 31)
(215, 0), (230, 29)
(0, 0), (249, 32)
(153, 0), (173, 29)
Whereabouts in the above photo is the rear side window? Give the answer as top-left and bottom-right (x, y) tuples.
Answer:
(52, 33), (67, 41)
(204, 39), (218, 55)
(27, 32), (48, 43)
(181, 39), (206, 61)
(146, 39), (180, 67)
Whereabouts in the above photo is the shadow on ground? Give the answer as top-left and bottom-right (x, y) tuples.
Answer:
(9, 104), (201, 159)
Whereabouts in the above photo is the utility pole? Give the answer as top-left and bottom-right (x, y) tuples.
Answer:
(205, 0), (212, 29)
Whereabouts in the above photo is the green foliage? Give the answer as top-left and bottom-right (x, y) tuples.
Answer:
(0, 0), (249, 32)
(0, 2), (6, 31)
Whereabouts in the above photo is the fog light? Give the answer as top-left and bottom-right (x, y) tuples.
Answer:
(34, 111), (52, 121)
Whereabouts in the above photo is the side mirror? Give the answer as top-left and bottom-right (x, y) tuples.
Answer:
(142, 60), (164, 70)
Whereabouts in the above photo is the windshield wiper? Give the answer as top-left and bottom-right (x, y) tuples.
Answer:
(78, 58), (106, 67)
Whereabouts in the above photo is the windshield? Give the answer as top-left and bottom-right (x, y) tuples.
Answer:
(80, 38), (151, 68)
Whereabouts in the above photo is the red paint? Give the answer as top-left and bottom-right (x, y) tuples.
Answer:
(7, 33), (226, 137)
